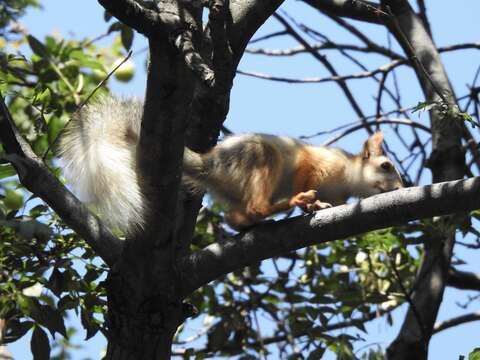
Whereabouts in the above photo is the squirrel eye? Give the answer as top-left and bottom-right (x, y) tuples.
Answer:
(380, 162), (392, 171)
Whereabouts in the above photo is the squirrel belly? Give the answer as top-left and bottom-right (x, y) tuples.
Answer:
(59, 95), (403, 233)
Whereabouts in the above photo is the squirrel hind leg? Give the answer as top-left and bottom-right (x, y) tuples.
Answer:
(224, 210), (256, 231)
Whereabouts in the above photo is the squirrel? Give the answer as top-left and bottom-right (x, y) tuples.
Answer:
(59, 95), (404, 232)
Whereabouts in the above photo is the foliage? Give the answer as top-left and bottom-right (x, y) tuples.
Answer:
(0, 4), (133, 359)
(1, 2), (479, 360)
(413, 100), (479, 128)
(468, 348), (480, 360)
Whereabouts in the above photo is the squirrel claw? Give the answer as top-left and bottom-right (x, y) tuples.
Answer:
(305, 200), (332, 212)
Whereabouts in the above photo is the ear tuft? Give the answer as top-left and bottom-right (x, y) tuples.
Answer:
(361, 131), (384, 158)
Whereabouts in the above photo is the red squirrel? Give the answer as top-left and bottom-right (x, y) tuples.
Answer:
(59, 95), (403, 232)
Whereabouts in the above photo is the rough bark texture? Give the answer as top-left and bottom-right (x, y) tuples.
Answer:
(179, 177), (480, 296)
(102, 1), (201, 358)
(97, 1), (286, 358)
(382, 1), (465, 359)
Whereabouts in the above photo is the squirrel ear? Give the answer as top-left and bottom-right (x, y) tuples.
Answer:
(361, 131), (384, 159)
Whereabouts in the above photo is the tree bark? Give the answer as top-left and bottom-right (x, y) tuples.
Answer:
(97, 1), (286, 358)
(103, 1), (200, 356)
(179, 177), (480, 296)
(382, 1), (465, 359)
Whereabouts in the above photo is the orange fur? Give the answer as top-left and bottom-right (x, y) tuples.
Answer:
(191, 132), (404, 230)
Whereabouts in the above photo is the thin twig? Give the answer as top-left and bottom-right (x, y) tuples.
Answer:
(41, 50), (133, 161)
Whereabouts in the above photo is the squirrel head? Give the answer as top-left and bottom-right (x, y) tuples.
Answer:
(351, 132), (404, 197)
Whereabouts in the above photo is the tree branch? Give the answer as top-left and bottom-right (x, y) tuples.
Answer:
(273, 12), (368, 128)
(0, 94), (122, 267)
(228, 0), (286, 64)
(179, 177), (480, 296)
(433, 312), (480, 334)
(382, 1), (465, 358)
(303, 0), (387, 24)
(245, 41), (404, 59)
(237, 58), (405, 84)
(97, 0), (182, 37)
(173, 306), (396, 355)
(187, 0), (286, 151)
(447, 268), (480, 291)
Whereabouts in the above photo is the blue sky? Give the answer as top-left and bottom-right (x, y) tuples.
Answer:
(6, 0), (480, 359)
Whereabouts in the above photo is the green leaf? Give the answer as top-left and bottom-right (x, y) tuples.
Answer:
(28, 300), (67, 338)
(4, 320), (34, 343)
(31, 326), (51, 360)
(81, 307), (99, 340)
(207, 323), (230, 351)
(0, 164), (16, 179)
(121, 26), (134, 51)
(307, 347), (326, 360)
(47, 268), (66, 296)
(104, 10), (113, 22)
(29, 204), (49, 218)
(468, 348), (480, 360)
(18, 219), (52, 241)
(27, 35), (49, 58)
(108, 22), (123, 34)
(57, 295), (78, 311)
(412, 101), (436, 115)
(460, 111), (480, 128)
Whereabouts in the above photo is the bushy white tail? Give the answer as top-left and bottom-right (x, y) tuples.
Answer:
(58, 96), (145, 233)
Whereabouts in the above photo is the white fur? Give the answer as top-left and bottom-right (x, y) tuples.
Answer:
(59, 96), (144, 233)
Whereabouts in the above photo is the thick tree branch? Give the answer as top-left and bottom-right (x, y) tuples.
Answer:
(187, 0), (286, 151)
(228, 0), (285, 62)
(0, 94), (122, 267)
(173, 30), (216, 87)
(179, 177), (480, 297)
(104, 6), (201, 356)
(182, 0), (287, 265)
(97, 0), (182, 37)
(303, 0), (387, 24)
(382, 1), (465, 358)
(447, 268), (480, 291)
(99, 0), (216, 88)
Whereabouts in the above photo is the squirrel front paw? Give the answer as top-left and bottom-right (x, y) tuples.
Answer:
(289, 190), (332, 212)
(305, 200), (332, 212)
(289, 190), (317, 209)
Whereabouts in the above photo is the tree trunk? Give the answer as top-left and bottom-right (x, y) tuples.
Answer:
(105, 268), (184, 360)
(103, 6), (200, 357)
(383, 1), (465, 359)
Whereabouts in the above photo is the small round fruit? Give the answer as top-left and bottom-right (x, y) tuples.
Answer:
(91, 68), (108, 83)
(112, 59), (135, 82)
(4, 189), (23, 210)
